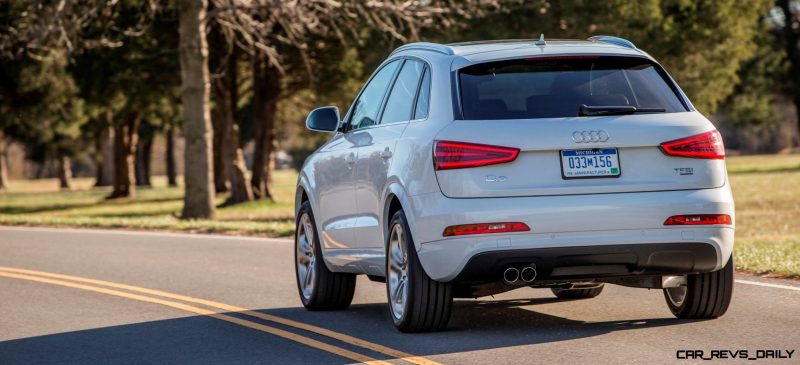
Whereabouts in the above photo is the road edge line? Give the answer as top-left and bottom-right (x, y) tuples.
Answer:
(735, 279), (800, 291)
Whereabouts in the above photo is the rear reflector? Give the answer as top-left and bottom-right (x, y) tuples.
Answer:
(664, 214), (732, 226)
(443, 222), (530, 237)
(434, 141), (519, 170)
(660, 130), (725, 159)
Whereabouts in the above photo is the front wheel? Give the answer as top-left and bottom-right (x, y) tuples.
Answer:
(386, 210), (453, 332)
(295, 202), (356, 310)
(664, 255), (734, 319)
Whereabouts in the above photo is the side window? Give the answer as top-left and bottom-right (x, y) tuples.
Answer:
(349, 60), (400, 130)
(413, 67), (431, 120)
(380, 60), (424, 124)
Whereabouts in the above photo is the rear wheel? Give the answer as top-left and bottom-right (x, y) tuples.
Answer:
(386, 210), (453, 332)
(664, 255), (734, 319)
(295, 202), (356, 310)
(551, 284), (604, 299)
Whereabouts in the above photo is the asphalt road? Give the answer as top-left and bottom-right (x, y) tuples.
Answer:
(1, 226), (798, 364)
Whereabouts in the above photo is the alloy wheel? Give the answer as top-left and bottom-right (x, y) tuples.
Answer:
(296, 213), (316, 301)
(387, 223), (409, 320)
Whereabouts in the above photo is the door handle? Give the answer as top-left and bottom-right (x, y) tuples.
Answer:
(345, 153), (356, 164)
(380, 148), (393, 159)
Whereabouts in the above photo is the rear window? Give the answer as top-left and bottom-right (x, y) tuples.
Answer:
(458, 56), (687, 120)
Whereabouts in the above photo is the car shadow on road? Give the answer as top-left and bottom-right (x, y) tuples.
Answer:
(260, 297), (694, 357)
(0, 315), (351, 365)
(0, 298), (694, 364)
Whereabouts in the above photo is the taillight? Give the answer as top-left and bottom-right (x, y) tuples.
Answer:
(443, 222), (530, 237)
(660, 130), (725, 159)
(433, 141), (519, 170)
(664, 214), (732, 226)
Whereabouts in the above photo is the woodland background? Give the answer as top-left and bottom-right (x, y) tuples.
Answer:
(1, 0), (799, 220)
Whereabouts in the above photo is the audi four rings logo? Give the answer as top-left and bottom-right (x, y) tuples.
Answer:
(572, 130), (610, 143)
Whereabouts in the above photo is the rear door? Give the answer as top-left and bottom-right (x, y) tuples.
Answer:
(353, 59), (428, 250)
(435, 56), (726, 198)
(338, 59), (401, 251)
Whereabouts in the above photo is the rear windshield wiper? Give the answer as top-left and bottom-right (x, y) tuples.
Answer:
(579, 104), (666, 116)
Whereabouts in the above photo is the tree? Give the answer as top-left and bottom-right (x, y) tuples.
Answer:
(166, 125), (178, 187)
(0, 131), (9, 190)
(152, 94), (183, 188)
(437, 0), (770, 116)
(208, 20), (252, 203)
(67, 3), (179, 198)
(721, 21), (788, 128)
(250, 52), (281, 200)
(215, 48), (254, 204)
(88, 116), (114, 187)
(178, 0), (215, 219)
(209, 0), (491, 201)
(151, 94), (183, 188)
(777, 0), (800, 145)
(1, 0), (488, 215)
(10, 53), (87, 190)
(0, 1), (91, 190)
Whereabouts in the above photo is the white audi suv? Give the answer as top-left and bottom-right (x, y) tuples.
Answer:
(294, 36), (735, 332)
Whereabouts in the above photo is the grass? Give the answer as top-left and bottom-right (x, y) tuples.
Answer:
(0, 171), (298, 237)
(727, 154), (800, 278)
(1, 154), (798, 277)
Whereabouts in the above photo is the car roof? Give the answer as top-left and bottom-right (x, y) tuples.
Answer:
(390, 37), (652, 69)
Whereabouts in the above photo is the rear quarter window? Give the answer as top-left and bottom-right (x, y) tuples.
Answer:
(458, 56), (687, 120)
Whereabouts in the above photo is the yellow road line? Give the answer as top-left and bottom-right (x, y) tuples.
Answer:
(0, 266), (440, 365)
(0, 271), (389, 365)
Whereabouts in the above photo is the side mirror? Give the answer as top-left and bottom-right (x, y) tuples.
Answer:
(306, 106), (340, 132)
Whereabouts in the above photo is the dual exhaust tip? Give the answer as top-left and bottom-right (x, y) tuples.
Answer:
(503, 265), (537, 285)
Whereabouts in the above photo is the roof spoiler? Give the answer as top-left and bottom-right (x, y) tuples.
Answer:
(588, 36), (636, 49)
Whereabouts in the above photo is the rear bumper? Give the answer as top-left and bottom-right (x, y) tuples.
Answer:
(454, 242), (721, 284)
(410, 185), (734, 282)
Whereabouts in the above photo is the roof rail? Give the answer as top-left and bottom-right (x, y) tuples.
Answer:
(390, 42), (454, 56)
(588, 35), (636, 49)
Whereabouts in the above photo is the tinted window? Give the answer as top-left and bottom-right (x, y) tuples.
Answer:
(380, 60), (424, 124)
(349, 60), (400, 130)
(413, 67), (431, 120)
(459, 56), (686, 120)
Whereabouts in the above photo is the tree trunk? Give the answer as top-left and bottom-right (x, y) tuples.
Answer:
(0, 132), (9, 190)
(166, 126), (178, 187)
(108, 113), (140, 199)
(94, 128), (105, 186)
(208, 1), (229, 195)
(250, 53), (281, 200)
(778, 0), (800, 146)
(34, 162), (45, 179)
(212, 107), (229, 193)
(57, 154), (72, 190)
(178, 0), (215, 219)
(212, 47), (252, 205)
(94, 121), (114, 187)
(793, 97), (800, 148)
(135, 135), (153, 187)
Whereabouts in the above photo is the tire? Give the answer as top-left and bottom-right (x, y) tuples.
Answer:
(664, 254), (734, 319)
(295, 201), (356, 310)
(386, 210), (453, 332)
(551, 284), (604, 299)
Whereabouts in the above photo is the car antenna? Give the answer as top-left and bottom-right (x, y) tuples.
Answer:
(534, 33), (546, 46)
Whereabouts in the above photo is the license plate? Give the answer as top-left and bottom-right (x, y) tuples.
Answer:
(560, 148), (621, 179)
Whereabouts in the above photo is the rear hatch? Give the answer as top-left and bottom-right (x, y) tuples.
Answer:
(434, 55), (726, 198)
